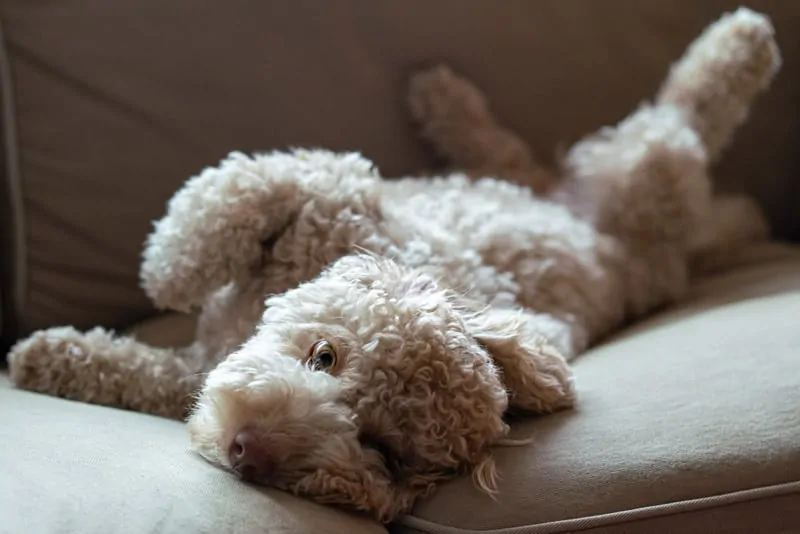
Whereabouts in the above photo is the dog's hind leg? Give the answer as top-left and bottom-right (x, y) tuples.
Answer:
(408, 65), (555, 193)
(656, 8), (780, 163)
(7, 326), (205, 420)
(559, 101), (711, 320)
(558, 10), (779, 320)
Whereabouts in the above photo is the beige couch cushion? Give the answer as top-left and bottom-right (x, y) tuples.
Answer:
(2, 243), (799, 533)
(398, 243), (800, 533)
(0, 375), (386, 534)
(2, 0), (799, 344)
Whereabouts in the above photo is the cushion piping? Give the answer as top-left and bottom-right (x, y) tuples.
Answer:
(397, 480), (800, 534)
(0, 11), (26, 351)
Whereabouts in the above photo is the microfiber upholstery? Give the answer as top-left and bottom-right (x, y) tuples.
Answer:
(0, 0), (799, 345)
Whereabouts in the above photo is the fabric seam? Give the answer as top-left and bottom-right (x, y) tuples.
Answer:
(397, 480), (800, 534)
(0, 9), (27, 343)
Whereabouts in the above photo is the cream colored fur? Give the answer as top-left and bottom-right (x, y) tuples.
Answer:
(7, 8), (781, 523)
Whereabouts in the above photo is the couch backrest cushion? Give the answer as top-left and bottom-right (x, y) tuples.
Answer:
(1, 0), (798, 343)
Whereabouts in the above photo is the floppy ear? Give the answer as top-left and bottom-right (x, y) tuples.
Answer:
(140, 149), (381, 312)
(140, 151), (303, 312)
(462, 307), (577, 414)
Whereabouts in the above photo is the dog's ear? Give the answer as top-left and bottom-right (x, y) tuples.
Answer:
(461, 307), (576, 414)
(140, 151), (303, 312)
(140, 149), (381, 312)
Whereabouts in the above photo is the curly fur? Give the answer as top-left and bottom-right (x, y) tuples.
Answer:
(7, 8), (781, 523)
(407, 7), (779, 264)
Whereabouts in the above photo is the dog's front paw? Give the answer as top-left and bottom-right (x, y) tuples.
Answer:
(8, 326), (102, 400)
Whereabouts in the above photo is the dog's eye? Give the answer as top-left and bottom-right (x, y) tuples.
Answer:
(309, 340), (337, 372)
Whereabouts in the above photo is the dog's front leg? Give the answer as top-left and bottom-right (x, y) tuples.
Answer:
(7, 326), (202, 419)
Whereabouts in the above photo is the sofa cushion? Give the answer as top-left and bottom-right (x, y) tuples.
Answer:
(398, 243), (800, 533)
(2, 244), (798, 534)
(2, 0), (799, 346)
(0, 374), (387, 534)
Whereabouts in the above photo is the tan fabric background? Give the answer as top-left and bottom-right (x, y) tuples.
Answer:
(1, 0), (798, 339)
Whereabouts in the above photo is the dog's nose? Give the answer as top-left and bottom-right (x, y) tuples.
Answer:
(228, 430), (275, 481)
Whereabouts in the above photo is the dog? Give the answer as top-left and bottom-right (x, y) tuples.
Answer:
(8, 8), (780, 522)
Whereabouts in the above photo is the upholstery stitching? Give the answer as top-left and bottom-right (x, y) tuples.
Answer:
(397, 480), (800, 534)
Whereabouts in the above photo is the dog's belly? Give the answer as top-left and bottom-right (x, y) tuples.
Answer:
(383, 174), (541, 247)
(381, 175), (626, 346)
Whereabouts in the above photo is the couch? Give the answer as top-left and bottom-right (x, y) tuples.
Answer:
(1, 2), (798, 533)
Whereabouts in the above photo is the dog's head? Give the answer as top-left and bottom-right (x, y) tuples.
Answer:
(187, 254), (510, 521)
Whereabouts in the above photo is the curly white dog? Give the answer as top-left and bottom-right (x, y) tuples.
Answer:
(8, 8), (779, 523)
